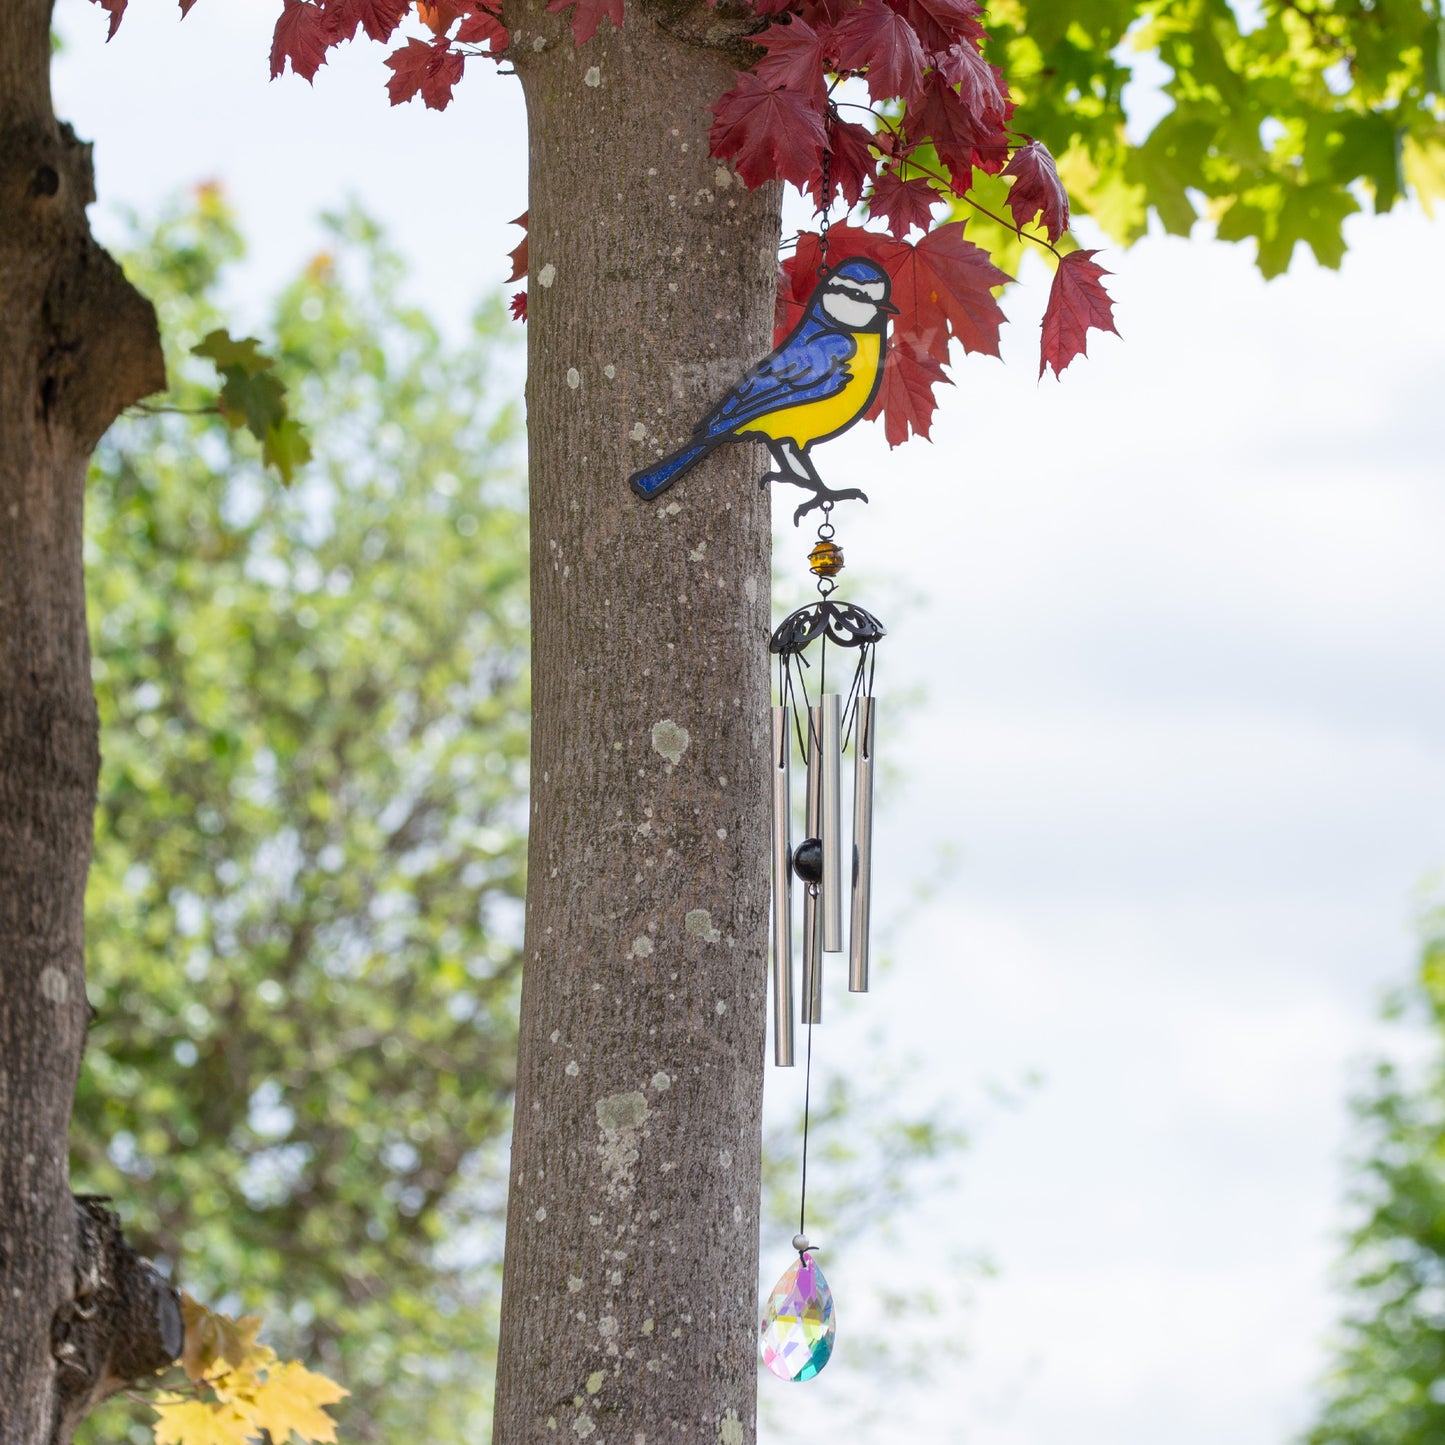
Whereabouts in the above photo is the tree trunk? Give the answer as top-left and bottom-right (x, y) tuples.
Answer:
(0, 3), (176, 1440)
(495, 3), (781, 1440)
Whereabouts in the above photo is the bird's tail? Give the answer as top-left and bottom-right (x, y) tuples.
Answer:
(628, 438), (718, 499)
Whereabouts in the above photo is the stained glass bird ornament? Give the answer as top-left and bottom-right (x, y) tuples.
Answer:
(627, 258), (896, 525)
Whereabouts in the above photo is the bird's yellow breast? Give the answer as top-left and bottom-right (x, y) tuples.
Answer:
(739, 333), (882, 447)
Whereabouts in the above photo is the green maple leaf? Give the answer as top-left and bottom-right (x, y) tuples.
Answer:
(215, 368), (286, 439)
(192, 329), (274, 376)
(192, 328), (309, 487)
(261, 418), (312, 487)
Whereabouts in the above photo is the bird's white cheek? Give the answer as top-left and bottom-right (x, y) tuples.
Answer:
(822, 294), (876, 328)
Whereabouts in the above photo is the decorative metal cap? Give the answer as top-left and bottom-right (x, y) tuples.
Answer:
(769, 600), (887, 657)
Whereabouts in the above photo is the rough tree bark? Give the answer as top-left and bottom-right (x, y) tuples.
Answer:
(0, 4), (180, 1441)
(495, 2), (782, 1439)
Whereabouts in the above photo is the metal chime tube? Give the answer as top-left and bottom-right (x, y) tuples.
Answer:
(770, 705), (795, 1066)
(820, 692), (843, 953)
(849, 694), (876, 993)
(801, 704), (824, 1025)
(807, 885), (824, 1021)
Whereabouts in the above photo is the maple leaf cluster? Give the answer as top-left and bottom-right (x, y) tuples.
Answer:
(700, 0), (1116, 404)
(262, 0), (508, 108)
(91, 0), (1119, 443)
(149, 1295), (348, 1445)
(192, 328), (312, 483)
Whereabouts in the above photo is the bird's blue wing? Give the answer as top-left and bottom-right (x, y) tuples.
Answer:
(698, 320), (857, 438)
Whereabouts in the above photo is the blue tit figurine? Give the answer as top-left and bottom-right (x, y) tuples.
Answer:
(628, 258), (896, 525)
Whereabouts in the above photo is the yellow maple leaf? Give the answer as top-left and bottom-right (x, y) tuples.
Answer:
(239, 1360), (350, 1445)
(152, 1397), (255, 1445)
(181, 1294), (266, 1382)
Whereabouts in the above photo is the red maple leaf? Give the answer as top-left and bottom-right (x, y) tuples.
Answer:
(870, 126), (900, 158)
(867, 168), (939, 239)
(179, 0), (201, 17)
(832, 0), (928, 104)
(774, 262), (803, 341)
(510, 291), (528, 322)
(900, 0), (985, 51)
(867, 329), (952, 445)
(457, 5), (508, 49)
(417, 0), (467, 31)
(752, 17), (829, 108)
(1039, 249), (1118, 378)
(893, 221), (1011, 358)
(932, 41), (1008, 130)
(507, 211), (529, 282)
(709, 74), (827, 189)
(913, 67), (1009, 180)
(384, 34), (465, 108)
(325, 0), (410, 43)
(1002, 138), (1070, 242)
(546, 0), (623, 47)
(270, 0), (331, 81)
(799, 0), (859, 30)
(802, 118), (879, 210)
(773, 239), (827, 342)
(778, 222), (1011, 443)
(90, 0), (128, 39)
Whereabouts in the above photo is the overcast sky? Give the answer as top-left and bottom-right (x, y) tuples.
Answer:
(54, 4), (1445, 1442)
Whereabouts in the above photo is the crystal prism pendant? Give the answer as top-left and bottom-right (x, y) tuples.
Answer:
(759, 1251), (835, 1382)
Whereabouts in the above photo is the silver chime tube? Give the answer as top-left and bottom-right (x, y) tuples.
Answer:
(770, 705), (795, 1066)
(821, 692), (843, 954)
(849, 695), (876, 993)
(801, 705), (824, 1025)
(807, 882), (824, 1022)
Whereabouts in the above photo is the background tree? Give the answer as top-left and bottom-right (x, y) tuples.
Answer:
(0, 5), (174, 1438)
(74, 191), (530, 1442)
(969, 0), (1445, 275)
(1308, 893), (1445, 1445)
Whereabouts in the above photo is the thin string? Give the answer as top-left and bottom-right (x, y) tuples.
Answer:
(798, 1016), (815, 1243)
(840, 644), (871, 752)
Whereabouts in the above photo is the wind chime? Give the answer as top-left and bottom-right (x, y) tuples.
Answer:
(627, 140), (890, 1383)
(757, 528), (884, 1384)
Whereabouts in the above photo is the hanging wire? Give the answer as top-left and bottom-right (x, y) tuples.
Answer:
(780, 634), (876, 760)
(798, 1015), (815, 1246)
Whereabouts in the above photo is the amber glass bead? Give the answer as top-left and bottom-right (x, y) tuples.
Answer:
(808, 540), (844, 577)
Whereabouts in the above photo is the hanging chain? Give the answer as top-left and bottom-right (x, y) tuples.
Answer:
(816, 109), (834, 275)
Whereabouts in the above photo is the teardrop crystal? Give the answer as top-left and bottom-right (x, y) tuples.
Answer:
(759, 1251), (835, 1382)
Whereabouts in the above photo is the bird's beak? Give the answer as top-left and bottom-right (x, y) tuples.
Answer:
(877, 301), (899, 315)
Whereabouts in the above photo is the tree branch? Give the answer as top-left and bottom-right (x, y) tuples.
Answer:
(48, 1197), (183, 1445)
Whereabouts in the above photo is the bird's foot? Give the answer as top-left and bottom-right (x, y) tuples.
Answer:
(792, 486), (868, 526)
(759, 469), (790, 491)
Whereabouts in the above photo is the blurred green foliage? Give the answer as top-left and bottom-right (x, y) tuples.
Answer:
(1308, 895), (1445, 1445)
(74, 189), (530, 1444)
(969, 0), (1445, 275)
